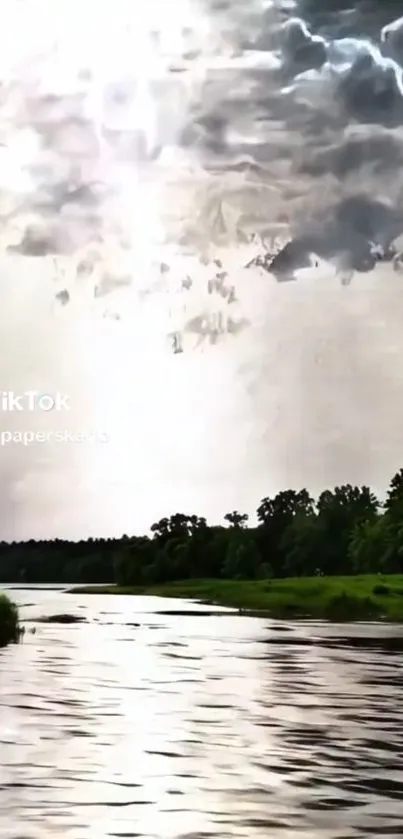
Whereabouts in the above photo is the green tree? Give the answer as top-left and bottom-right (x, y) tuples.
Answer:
(348, 517), (386, 574)
(222, 529), (260, 579)
(150, 517), (171, 542)
(349, 512), (403, 575)
(114, 537), (155, 585)
(281, 512), (321, 577)
(317, 485), (378, 574)
(224, 511), (249, 528)
(385, 469), (403, 518)
(256, 489), (315, 576)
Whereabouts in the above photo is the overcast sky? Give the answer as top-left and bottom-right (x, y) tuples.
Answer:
(2, 0), (403, 539)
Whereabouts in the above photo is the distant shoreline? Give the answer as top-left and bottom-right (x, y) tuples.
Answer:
(66, 575), (403, 622)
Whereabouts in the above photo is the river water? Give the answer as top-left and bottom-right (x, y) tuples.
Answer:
(1, 588), (403, 838)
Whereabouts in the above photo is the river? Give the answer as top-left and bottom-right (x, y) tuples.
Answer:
(0, 588), (403, 838)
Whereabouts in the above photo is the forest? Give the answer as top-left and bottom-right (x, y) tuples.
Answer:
(1, 468), (403, 587)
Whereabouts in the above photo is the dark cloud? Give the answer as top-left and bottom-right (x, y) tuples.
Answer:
(7, 227), (63, 257)
(55, 289), (70, 306)
(337, 52), (403, 125)
(6, 0), (403, 538)
(296, 128), (403, 178)
(279, 17), (328, 73)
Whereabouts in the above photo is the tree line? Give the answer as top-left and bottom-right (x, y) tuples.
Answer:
(2, 468), (403, 585)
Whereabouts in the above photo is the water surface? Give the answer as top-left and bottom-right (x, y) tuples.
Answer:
(1, 588), (403, 838)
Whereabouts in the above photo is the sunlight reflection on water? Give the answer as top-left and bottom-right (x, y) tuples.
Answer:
(0, 588), (402, 838)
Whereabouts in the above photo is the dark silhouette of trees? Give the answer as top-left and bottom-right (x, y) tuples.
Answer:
(256, 489), (315, 577)
(385, 467), (403, 518)
(1, 470), (403, 585)
(224, 511), (249, 528)
(314, 485), (379, 575)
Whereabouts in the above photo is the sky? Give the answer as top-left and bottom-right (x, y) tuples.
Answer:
(2, 0), (403, 539)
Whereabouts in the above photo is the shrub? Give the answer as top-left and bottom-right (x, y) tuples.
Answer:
(324, 591), (381, 620)
(0, 593), (20, 647)
(372, 584), (390, 596)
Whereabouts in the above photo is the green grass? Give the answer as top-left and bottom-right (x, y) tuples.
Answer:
(68, 574), (403, 621)
(0, 592), (20, 647)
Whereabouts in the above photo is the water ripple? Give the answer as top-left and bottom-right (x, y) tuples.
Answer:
(0, 589), (403, 838)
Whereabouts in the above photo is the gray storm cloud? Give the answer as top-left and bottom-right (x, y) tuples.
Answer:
(2, 0), (403, 539)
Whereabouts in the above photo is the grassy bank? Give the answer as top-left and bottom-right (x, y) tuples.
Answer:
(68, 575), (403, 620)
(0, 592), (20, 646)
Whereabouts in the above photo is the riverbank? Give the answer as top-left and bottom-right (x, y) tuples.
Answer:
(68, 575), (403, 620)
(0, 592), (20, 647)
